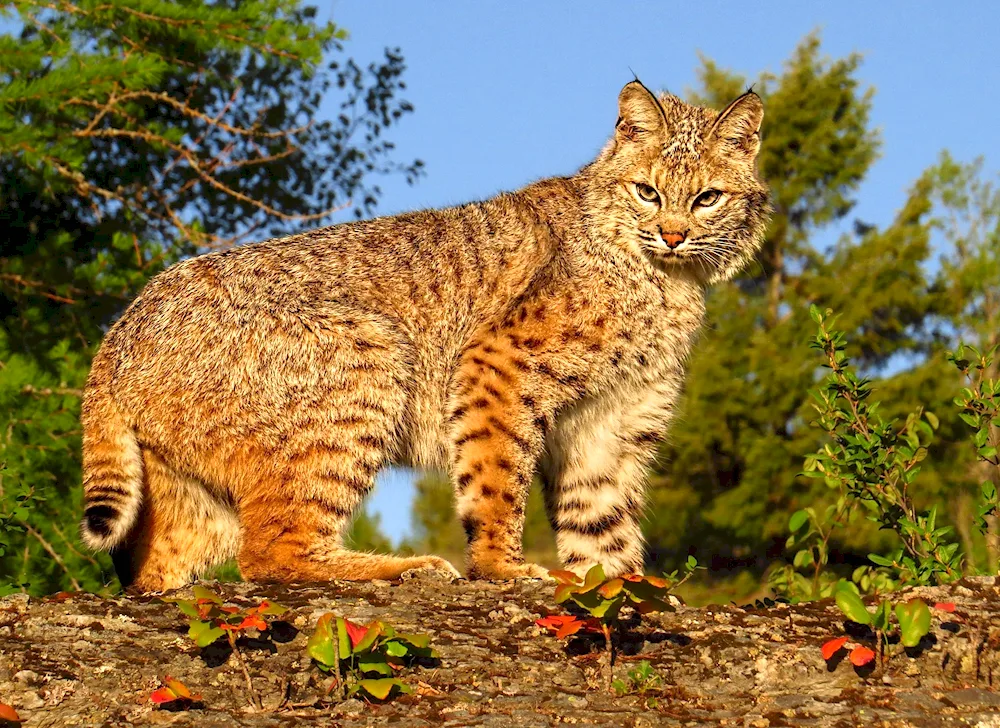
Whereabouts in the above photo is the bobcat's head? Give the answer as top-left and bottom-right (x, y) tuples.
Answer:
(586, 81), (771, 284)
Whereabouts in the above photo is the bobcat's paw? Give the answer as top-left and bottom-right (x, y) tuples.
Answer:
(467, 560), (553, 581)
(400, 555), (462, 581)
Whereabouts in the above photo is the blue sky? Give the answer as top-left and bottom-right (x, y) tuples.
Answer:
(319, 1), (1000, 544)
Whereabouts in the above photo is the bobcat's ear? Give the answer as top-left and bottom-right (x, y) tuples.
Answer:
(710, 91), (763, 159)
(615, 80), (666, 143)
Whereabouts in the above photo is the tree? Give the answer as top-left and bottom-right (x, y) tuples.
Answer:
(0, 0), (420, 594)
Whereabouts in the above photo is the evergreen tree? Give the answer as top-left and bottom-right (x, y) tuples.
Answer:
(0, 0), (414, 594)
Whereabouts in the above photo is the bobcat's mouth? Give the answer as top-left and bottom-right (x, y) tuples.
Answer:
(638, 238), (691, 263)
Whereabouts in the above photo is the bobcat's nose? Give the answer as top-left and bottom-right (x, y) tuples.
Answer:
(660, 228), (687, 249)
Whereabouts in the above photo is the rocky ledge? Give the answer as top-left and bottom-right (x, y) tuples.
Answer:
(1, 574), (999, 727)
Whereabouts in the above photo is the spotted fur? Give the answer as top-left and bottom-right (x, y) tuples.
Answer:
(80, 81), (770, 590)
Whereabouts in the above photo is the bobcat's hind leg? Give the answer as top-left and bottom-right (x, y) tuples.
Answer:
(237, 483), (459, 582)
(122, 449), (241, 593)
(236, 432), (459, 582)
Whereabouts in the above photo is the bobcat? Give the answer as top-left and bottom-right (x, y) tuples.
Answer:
(80, 81), (770, 592)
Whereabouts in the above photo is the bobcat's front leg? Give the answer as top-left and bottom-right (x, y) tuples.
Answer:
(540, 382), (678, 579)
(449, 331), (569, 580)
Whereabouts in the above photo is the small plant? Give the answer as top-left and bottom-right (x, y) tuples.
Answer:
(307, 614), (436, 701)
(538, 560), (697, 688)
(166, 586), (287, 710)
(0, 702), (22, 726)
(773, 307), (966, 602)
(150, 677), (202, 710)
(820, 580), (957, 669)
(770, 502), (852, 601)
(611, 660), (661, 697)
(949, 343), (1000, 569)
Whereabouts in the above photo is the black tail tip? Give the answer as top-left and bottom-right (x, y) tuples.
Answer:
(84, 505), (117, 537)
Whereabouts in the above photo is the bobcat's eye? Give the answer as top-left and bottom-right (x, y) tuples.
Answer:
(693, 189), (723, 208)
(633, 183), (660, 204)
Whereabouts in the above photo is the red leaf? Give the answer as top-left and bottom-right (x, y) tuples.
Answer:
(342, 618), (370, 649)
(535, 615), (566, 629)
(150, 687), (178, 705)
(151, 678), (201, 706)
(536, 615), (583, 638)
(218, 622), (242, 632)
(219, 606), (239, 614)
(238, 614), (267, 631)
(535, 615), (601, 639)
(548, 569), (582, 584)
(933, 602), (956, 613)
(849, 646), (876, 666)
(162, 677), (191, 700)
(556, 618), (586, 639)
(821, 636), (849, 661)
(0, 703), (21, 723)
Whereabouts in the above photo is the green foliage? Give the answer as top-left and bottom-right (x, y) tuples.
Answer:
(307, 613), (435, 701)
(345, 509), (395, 555)
(550, 563), (695, 623)
(0, 0), (421, 595)
(804, 307), (962, 587)
(771, 309), (966, 602)
(949, 344), (1000, 551)
(166, 585), (288, 647)
(611, 660), (661, 697)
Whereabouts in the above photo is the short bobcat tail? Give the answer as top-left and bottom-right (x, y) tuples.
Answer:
(79, 352), (143, 551)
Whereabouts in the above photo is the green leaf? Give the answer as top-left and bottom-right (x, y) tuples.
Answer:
(257, 600), (288, 616)
(867, 553), (894, 567)
(352, 678), (411, 700)
(384, 640), (409, 658)
(188, 620), (225, 647)
(872, 600), (891, 631)
(394, 633), (431, 650)
(895, 600), (931, 647)
(788, 509), (809, 532)
(170, 599), (201, 618)
(356, 657), (394, 676)
(353, 623), (382, 653)
(579, 564), (606, 594)
(834, 581), (870, 625)
(191, 586), (222, 604)
(336, 617), (353, 660)
(924, 411), (939, 429)
(307, 614), (338, 668)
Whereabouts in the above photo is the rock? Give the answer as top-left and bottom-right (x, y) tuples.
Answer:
(0, 575), (998, 725)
